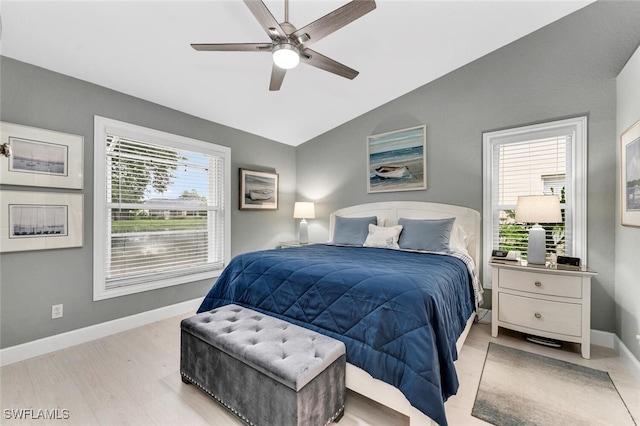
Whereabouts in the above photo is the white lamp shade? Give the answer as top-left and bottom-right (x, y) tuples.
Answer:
(272, 44), (300, 69)
(293, 202), (315, 219)
(515, 195), (562, 223)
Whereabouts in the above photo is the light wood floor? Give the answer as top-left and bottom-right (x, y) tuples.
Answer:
(1, 311), (639, 425)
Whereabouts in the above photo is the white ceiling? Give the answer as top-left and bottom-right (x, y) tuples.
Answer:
(0, 1), (592, 146)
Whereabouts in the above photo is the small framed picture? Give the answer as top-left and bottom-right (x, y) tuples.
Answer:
(367, 125), (427, 193)
(620, 118), (640, 227)
(239, 168), (278, 210)
(0, 122), (84, 189)
(0, 191), (84, 252)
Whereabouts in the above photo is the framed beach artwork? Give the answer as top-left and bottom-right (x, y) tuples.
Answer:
(620, 118), (640, 227)
(367, 125), (427, 193)
(239, 168), (279, 210)
(0, 191), (84, 252)
(0, 122), (84, 189)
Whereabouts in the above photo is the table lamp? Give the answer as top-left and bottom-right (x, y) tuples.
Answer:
(293, 202), (315, 244)
(515, 195), (562, 264)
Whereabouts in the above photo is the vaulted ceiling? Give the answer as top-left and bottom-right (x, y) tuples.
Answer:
(0, 1), (593, 146)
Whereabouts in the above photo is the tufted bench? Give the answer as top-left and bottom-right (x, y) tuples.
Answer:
(180, 304), (346, 426)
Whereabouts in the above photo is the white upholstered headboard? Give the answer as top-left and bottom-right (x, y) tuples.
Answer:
(329, 201), (481, 265)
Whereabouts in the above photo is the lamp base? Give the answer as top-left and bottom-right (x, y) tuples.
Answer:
(527, 224), (546, 264)
(299, 219), (308, 244)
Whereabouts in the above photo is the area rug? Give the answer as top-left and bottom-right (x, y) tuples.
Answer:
(471, 342), (637, 426)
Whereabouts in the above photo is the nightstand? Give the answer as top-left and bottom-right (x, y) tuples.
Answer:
(490, 261), (597, 359)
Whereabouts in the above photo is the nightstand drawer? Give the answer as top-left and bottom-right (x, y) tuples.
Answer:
(498, 293), (582, 337)
(499, 269), (582, 298)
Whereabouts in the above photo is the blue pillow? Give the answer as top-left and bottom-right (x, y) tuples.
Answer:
(398, 217), (455, 252)
(333, 215), (377, 246)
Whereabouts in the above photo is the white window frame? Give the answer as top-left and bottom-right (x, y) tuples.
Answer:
(93, 116), (231, 300)
(482, 116), (587, 288)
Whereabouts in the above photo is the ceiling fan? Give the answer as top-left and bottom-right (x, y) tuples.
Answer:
(191, 0), (376, 91)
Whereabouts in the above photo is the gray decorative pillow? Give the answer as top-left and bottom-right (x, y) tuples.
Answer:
(398, 217), (456, 252)
(333, 215), (377, 246)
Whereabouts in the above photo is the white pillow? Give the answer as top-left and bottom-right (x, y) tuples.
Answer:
(363, 224), (403, 249)
(450, 225), (470, 254)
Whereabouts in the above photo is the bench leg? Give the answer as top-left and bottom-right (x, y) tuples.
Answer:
(181, 374), (191, 385)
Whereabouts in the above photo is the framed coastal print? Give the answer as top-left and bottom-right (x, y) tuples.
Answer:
(239, 168), (278, 210)
(0, 191), (84, 252)
(367, 125), (427, 193)
(0, 122), (84, 189)
(621, 118), (640, 227)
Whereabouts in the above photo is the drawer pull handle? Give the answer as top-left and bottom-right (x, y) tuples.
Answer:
(534, 281), (542, 287)
(534, 312), (542, 319)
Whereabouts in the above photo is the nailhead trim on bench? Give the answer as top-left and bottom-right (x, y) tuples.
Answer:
(181, 372), (344, 426)
(181, 372), (257, 425)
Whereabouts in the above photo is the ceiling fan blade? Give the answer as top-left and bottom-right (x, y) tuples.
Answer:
(292, 0), (376, 47)
(301, 49), (359, 80)
(269, 63), (287, 91)
(243, 0), (287, 40)
(191, 43), (272, 52)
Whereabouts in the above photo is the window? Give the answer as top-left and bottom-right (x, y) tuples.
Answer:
(482, 117), (587, 287)
(93, 117), (230, 300)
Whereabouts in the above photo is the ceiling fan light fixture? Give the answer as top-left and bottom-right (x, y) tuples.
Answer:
(272, 43), (300, 69)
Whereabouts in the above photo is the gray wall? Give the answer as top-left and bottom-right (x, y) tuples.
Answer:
(296, 1), (640, 331)
(616, 46), (640, 361)
(0, 57), (297, 349)
(3, 1), (639, 355)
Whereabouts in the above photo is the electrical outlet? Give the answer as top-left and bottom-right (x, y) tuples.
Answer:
(52, 304), (63, 319)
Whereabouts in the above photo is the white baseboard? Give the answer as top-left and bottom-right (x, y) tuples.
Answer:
(591, 329), (640, 385)
(4, 304), (639, 386)
(0, 298), (202, 367)
(590, 329), (616, 349)
(613, 334), (640, 385)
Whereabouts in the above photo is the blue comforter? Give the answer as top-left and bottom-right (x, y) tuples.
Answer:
(198, 244), (474, 426)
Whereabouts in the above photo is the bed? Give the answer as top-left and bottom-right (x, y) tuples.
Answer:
(197, 201), (482, 426)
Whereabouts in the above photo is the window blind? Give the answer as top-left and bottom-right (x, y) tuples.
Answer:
(103, 135), (225, 288)
(492, 136), (570, 258)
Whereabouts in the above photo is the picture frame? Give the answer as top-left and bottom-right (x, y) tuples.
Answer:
(367, 125), (427, 193)
(0, 121), (84, 189)
(620, 118), (640, 227)
(239, 168), (279, 210)
(0, 191), (84, 252)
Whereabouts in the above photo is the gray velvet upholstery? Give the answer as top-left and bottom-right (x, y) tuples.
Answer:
(181, 304), (346, 426)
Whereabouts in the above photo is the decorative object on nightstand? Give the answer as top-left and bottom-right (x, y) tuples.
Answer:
(491, 249), (520, 264)
(515, 195), (562, 264)
(293, 202), (315, 244)
(490, 261), (596, 358)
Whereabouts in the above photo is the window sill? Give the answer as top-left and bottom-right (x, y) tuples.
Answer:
(93, 269), (222, 301)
